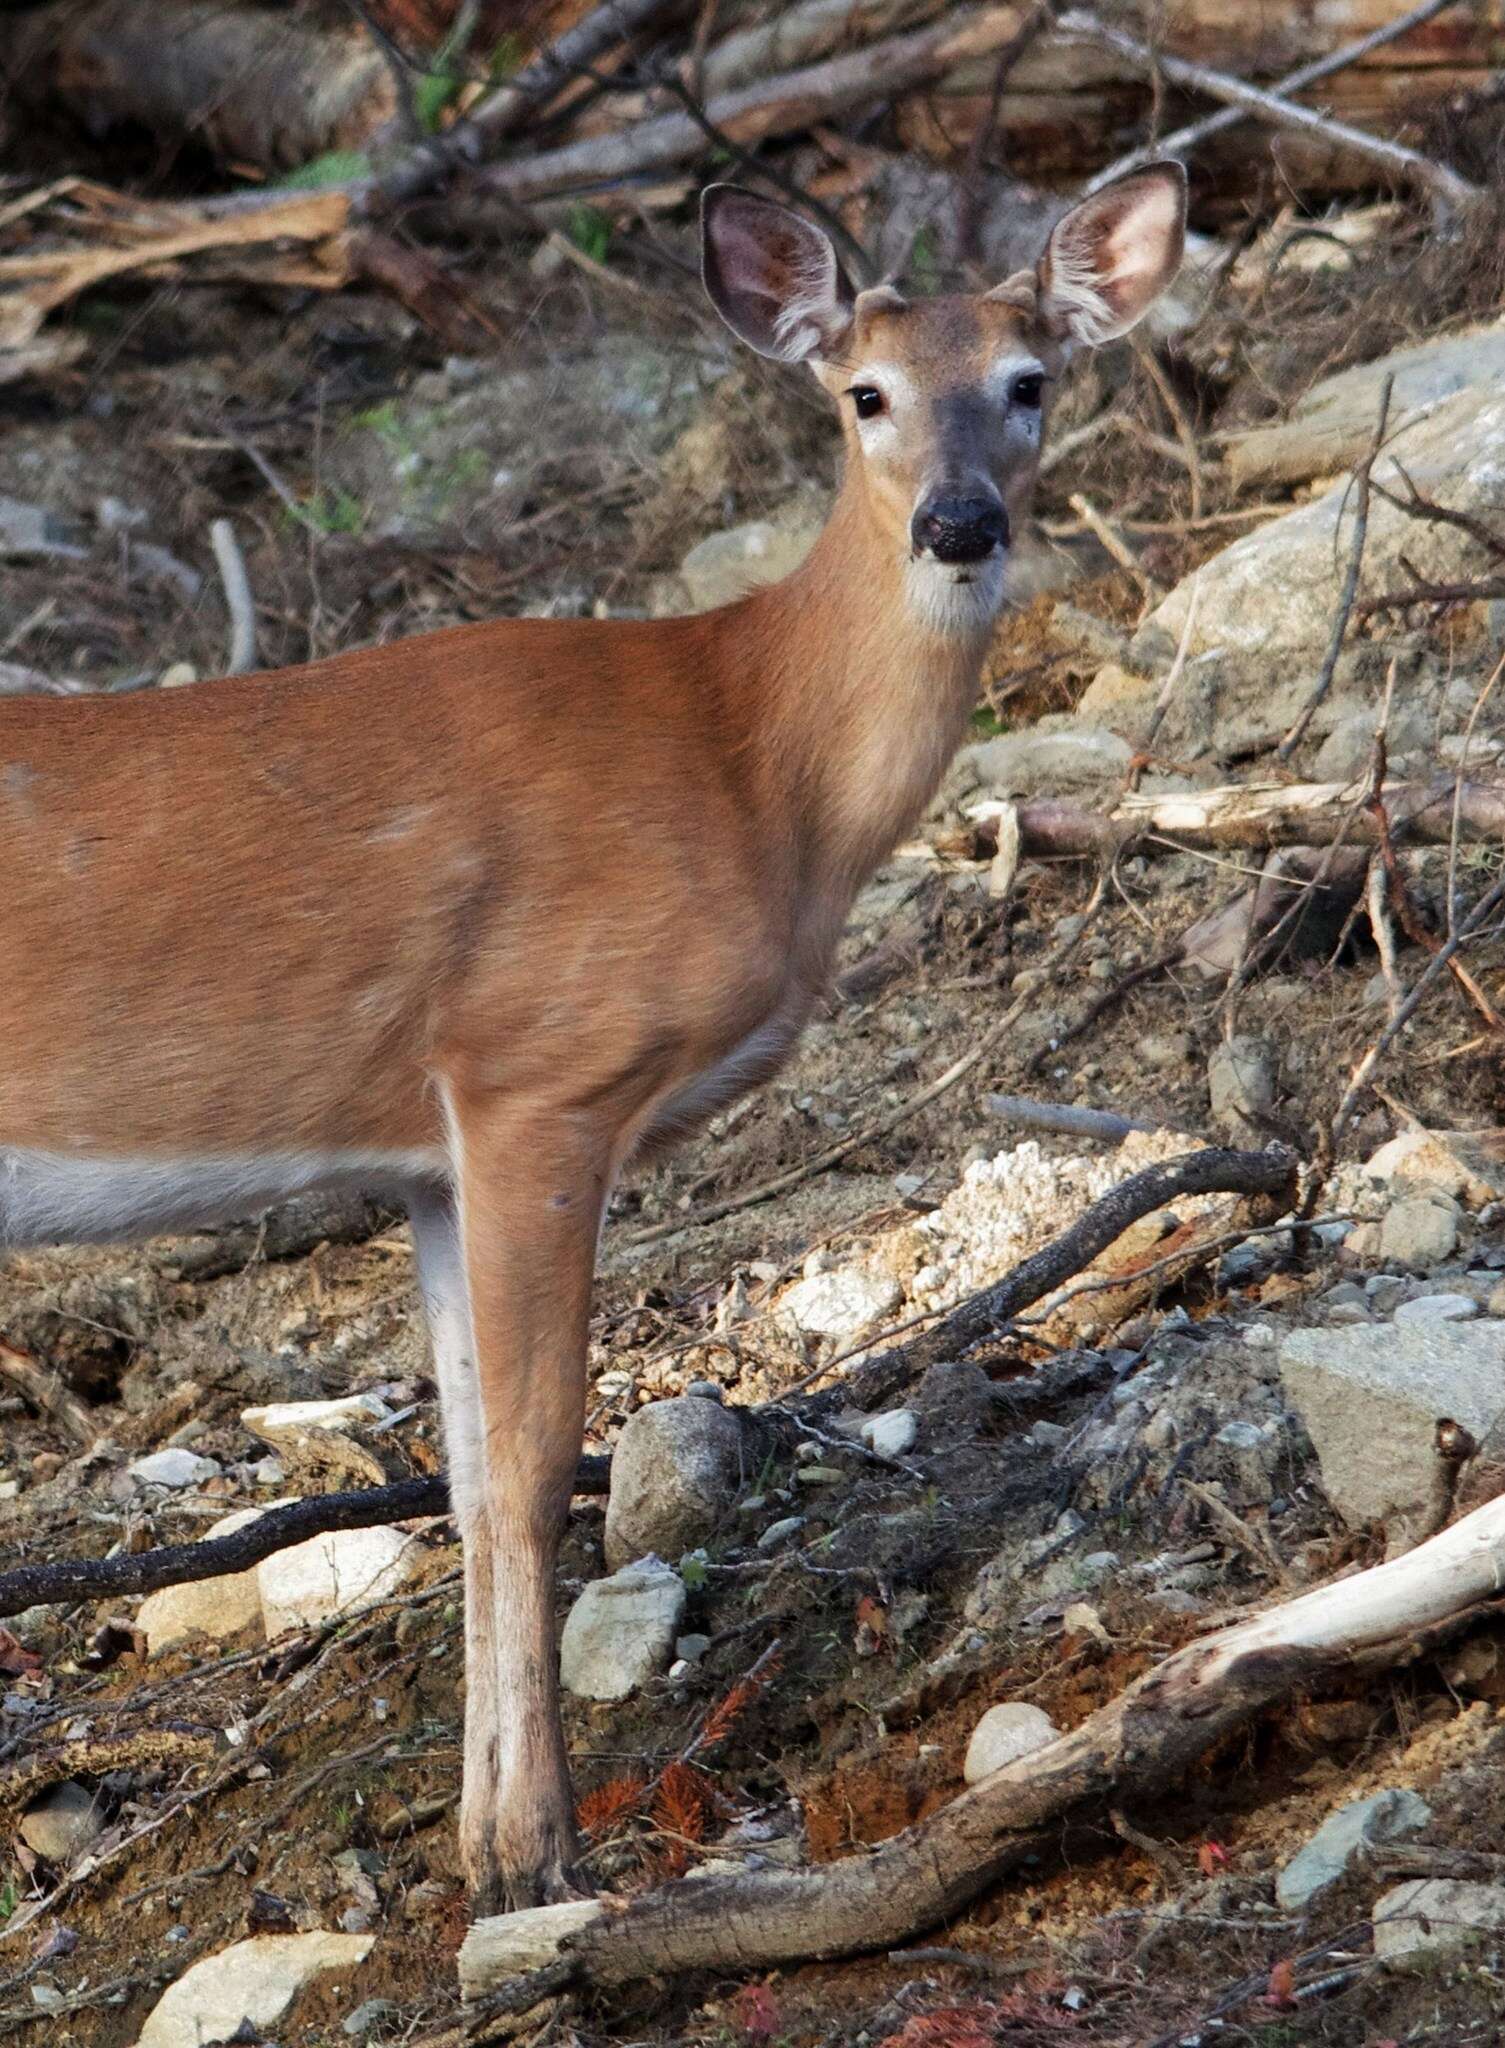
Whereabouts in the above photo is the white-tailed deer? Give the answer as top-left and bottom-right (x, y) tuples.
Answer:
(4, 165), (1184, 1911)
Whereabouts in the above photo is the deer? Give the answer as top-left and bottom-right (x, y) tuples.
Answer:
(1, 163), (1184, 1913)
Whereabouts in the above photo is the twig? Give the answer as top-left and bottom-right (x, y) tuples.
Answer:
(983, 1094), (1158, 1141)
(1068, 492), (1164, 603)
(625, 871), (1112, 1245)
(0, 1341), (95, 1447)
(1085, 0), (1468, 192)
(1134, 342), (1202, 521)
(1182, 1476), (1288, 1582)
(1132, 569), (1200, 782)
(209, 517), (257, 675)
(1366, 857), (1402, 1021)
(0, 1460), (608, 1618)
(1322, 865), (1505, 1181)
(1279, 373), (1393, 760)
(1060, 8), (1479, 217)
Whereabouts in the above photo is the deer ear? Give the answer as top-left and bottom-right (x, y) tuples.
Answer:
(1038, 162), (1187, 347)
(701, 185), (855, 364)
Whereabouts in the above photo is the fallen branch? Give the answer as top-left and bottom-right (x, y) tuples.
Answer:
(846, 1144), (1295, 1411)
(1058, 10), (1479, 215)
(0, 1341), (96, 1448)
(461, 1485), (1505, 1995)
(0, 1461), (609, 1620)
(472, 5), (1032, 203)
(969, 777), (1505, 862)
(983, 1094), (1159, 1142)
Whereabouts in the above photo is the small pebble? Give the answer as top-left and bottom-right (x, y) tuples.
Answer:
(1393, 1293), (1479, 1327)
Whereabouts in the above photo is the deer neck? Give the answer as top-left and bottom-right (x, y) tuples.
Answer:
(733, 478), (994, 940)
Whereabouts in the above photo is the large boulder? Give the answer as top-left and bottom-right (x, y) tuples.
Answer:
(1373, 1878), (1505, 1967)
(1280, 1322), (1505, 1530)
(604, 1394), (751, 1571)
(1225, 320), (1505, 490)
(258, 1525), (423, 1636)
(1129, 384), (1505, 754)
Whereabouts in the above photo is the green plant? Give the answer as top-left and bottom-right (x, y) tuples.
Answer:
(909, 223), (940, 296)
(287, 487), (364, 537)
(0, 1880), (17, 1924)
(278, 148), (371, 191)
(566, 204), (612, 265)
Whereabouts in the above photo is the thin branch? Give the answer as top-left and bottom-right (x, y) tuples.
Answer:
(209, 517), (257, 675)
(1060, 8), (1479, 216)
(1085, 0), (1468, 192)
(1279, 373), (1393, 760)
(0, 1461), (609, 1619)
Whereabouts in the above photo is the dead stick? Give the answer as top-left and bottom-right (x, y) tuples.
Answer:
(0, 1341), (95, 1448)
(209, 517), (256, 675)
(1280, 374), (1393, 759)
(460, 1486), (1505, 1993)
(1059, 11), (1478, 216)
(0, 1463), (609, 1619)
(1085, 0), (1468, 192)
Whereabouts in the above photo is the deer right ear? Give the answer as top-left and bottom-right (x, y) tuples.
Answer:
(702, 186), (855, 365)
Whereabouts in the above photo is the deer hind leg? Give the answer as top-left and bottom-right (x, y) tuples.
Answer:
(438, 1093), (610, 1913)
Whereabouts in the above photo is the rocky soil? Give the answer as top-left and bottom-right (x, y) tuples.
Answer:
(2, 185), (1505, 2048)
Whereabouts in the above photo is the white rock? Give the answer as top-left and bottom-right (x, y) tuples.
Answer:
(1380, 1193), (1461, 1269)
(258, 1525), (422, 1636)
(859, 1410), (918, 1459)
(1373, 1877), (1505, 1966)
(18, 1781), (104, 1863)
(128, 1449), (221, 1488)
(963, 1702), (1058, 1784)
(1207, 1035), (1277, 1143)
(559, 1556), (685, 1701)
(1393, 1294), (1479, 1327)
(1280, 1323), (1505, 1529)
(137, 1932), (373, 2047)
(958, 725), (1131, 800)
(459, 1901), (607, 2000)
(1365, 1127), (1505, 1207)
(679, 511), (821, 612)
(138, 1505), (276, 1654)
(779, 1267), (903, 1347)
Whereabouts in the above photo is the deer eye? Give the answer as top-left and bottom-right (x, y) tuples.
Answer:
(1011, 371), (1045, 409)
(848, 386), (885, 420)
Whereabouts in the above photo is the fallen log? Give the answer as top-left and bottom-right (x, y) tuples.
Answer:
(472, 4), (1032, 202)
(459, 1483), (1505, 1996)
(967, 778), (1505, 861)
(4, 0), (396, 172)
(0, 1463), (608, 1620)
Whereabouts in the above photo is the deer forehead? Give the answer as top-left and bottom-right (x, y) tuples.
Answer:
(850, 295), (1047, 406)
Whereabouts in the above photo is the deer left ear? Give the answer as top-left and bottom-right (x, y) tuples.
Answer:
(701, 185), (855, 365)
(1038, 162), (1187, 347)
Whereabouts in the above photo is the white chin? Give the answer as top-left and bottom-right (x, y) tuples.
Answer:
(904, 550), (1009, 636)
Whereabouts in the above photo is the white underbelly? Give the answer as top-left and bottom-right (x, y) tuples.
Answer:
(0, 1146), (448, 1247)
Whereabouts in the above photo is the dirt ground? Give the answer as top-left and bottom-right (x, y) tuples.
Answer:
(3, 169), (1505, 2048)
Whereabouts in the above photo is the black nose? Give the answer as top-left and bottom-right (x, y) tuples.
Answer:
(910, 495), (1010, 564)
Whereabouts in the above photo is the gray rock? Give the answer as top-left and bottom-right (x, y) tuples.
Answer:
(18, 1781), (104, 1864)
(343, 1997), (400, 2037)
(1380, 1193), (1461, 1269)
(1373, 1877), (1505, 1966)
(1365, 1128), (1505, 1206)
(860, 1409), (918, 1459)
(962, 1702), (1057, 1784)
(1207, 1036), (1277, 1142)
(1313, 703), (1432, 783)
(559, 1556), (685, 1701)
(604, 1396), (749, 1572)
(137, 1932), (374, 2048)
(953, 724), (1131, 801)
(1280, 1322), (1505, 1528)
(679, 510), (822, 611)
(1274, 1788), (1431, 1909)
(1393, 1293), (1479, 1327)
(1225, 320), (1505, 490)
(127, 1448), (221, 1488)
(757, 1515), (805, 1552)
(1132, 383), (1505, 744)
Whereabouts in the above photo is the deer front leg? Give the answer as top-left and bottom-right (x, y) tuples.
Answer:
(446, 1094), (608, 1914)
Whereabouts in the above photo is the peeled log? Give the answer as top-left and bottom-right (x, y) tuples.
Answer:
(462, 1487), (1505, 1997)
(4, 0), (397, 172)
